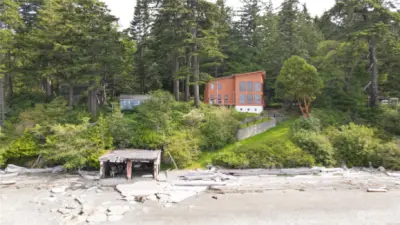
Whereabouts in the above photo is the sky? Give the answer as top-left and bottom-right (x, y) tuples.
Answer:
(102, 0), (335, 29)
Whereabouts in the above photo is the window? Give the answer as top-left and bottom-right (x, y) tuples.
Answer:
(247, 82), (253, 92)
(247, 95), (253, 104)
(254, 95), (261, 104)
(210, 83), (214, 90)
(239, 94), (245, 104)
(218, 83), (222, 90)
(218, 94), (222, 104)
(210, 94), (214, 104)
(224, 95), (228, 104)
(255, 82), (261, 92)
(239, 82), (246, 92)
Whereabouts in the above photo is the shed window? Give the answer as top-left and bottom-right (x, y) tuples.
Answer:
(247, 95), (253, 104)
(247, 82), (253, 92)
(239, 94), (245, 104)
(255, 82), (261, 92)
(254, 95), (261, 104)
(239, 82), (246, 92)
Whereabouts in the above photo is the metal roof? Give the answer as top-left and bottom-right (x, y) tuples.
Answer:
(99, 149), (161, 163)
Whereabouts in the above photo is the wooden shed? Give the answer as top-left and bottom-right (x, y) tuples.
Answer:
(99, 149), (161, 180)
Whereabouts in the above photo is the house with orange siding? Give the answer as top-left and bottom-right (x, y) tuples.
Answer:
(203, 71), (265, 114)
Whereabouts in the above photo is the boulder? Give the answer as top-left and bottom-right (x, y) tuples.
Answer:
(51, 186), (68, 193)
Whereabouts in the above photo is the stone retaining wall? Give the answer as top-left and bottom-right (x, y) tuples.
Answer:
(236, 118), (276, 141)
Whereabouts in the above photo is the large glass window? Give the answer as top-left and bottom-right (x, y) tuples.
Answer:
(218, 83), (222, 90)
(224, 95), (228, 103)
(255, 82), (261, 92)
(210, 83), (214, 90)
(210, 94), (214, 103)
(239, 94), (245, 104)
(247, 95), (253, 104)
(254, 95), (261, 104)
(239, 82), (246, 92)
(247, 82), (253, 92)
(218, 94), (222, 104)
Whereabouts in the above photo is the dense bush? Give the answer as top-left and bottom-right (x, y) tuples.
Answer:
(370, 142), (400, 170)
(39, 117), (113, 169)
(3, 131), (39, 162)
(200, 107), (239, 150)
(311, 109), (351, 128)
(326, 123), (376, 167)
(291, 116), (321, 133)
(292, 130), (336, 166)
(381, 106), (400, 136)
(165, 130), (200, 168)
(213, 140), (315, 169)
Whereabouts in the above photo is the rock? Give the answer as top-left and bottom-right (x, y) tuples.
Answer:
(107, 205), (130, 216)
(1, 180), (16, 185)
(51, 186), (67, 193)
(378, 166), (385, 172)
(81, 205), (94, 215)
(108, 215), (124, 222)
(58, 208), (70, 215)
(162, 203), (172, 208)
(74, 196), (85, 205)
(367, 187), (387, 192)
(86, 213), (107, 223)
(116, 181), (168, 197)
(146, 195), (158, 201)
(65, 204), (77, 209)
(212, 196), (218, 200)
(69, 215), (86, 224)
(50, 208), (58, 213)
(96, 189), (103, 193)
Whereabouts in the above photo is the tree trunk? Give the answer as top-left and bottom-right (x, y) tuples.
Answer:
(0, 79), (5, 129)
(44, 77), (52, 100)
(368, 36), (379, 107)
(185, 49), (191, 101)
(68, 84), (74, 107)
(191, 0), (199, 108)
(173, 56), (180, 101)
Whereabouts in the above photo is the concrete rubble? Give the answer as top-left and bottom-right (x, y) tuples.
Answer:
(5, 164), (64, 174)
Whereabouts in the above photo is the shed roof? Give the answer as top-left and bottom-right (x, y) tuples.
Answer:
(119, 95), (151, 100)
(99, 149), (161, 162)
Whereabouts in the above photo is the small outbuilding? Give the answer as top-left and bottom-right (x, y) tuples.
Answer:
(99, 149), (161, 180)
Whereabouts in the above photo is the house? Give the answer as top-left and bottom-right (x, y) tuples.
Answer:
(203, 71), (266, 113)
(119, 95), (151, 110)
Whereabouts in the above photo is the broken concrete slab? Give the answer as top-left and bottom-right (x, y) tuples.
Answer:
(108, 215), (124, 222)
(0, 172), (18, 178)
(1, 180), (16, 185)
(86, 213), (107, 223)
(51, 186), (68, 193)
(57, 208), (70, 215)
(116, 181), (169, 197)
(107, 205), (130, 216)
(172, 180), (227, 186)
(5, 164), (64, 174)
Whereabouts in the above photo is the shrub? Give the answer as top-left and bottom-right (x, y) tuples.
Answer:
(371, 141), (400, 170)
(292, 130), (336, 166)
(42, 117), (113, 169)
(4, 131), (39, 161)
(107, 112), (137, 148)
(381, 107), (400, 136)
(165, 130), (200, 168)
(327, 123), (377, 167)
(200, 107), (239, 150)
(213, 140), (315, 169)
(291, 116), (321, 134)
(311, 108), (351, 128)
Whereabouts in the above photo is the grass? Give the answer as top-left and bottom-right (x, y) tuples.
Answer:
(187, 119), (295, 169)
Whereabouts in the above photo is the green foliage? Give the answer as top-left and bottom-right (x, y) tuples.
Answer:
(276, 56), (323, 100)
(40, 116), (112, 169)
(213, 140), (315, 169)
(371, 142), (400, 170)
(381, 106), (400, 136)
(311, 109), (351, 128)
(291, 116), (321, 133)
(3, 131), (39, 161)
(200, 107), (238, 150)
(327, 123), (377, 167)
(165, 130), (200, 168)
(292, 130), (336, 166)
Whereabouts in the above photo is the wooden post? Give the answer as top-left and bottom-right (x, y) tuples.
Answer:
(126, 160), (132, 180)
(153, 162), (159, 180)
(99, 161), (105, 178)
